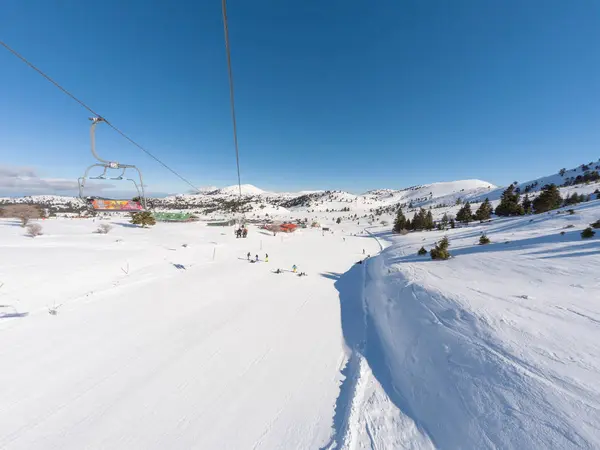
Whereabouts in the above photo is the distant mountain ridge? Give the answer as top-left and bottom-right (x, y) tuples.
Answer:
(1, 159), (599, 217)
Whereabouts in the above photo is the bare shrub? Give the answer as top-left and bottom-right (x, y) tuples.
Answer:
(1, 204), (42, 227)
(95, 223), (113, 234)
(26, 223), (43, 237)
(399, 228), (410, 235)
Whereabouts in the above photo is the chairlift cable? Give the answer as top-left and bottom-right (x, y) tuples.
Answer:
(221, 0), (243, 200)
(0, 40), (201, 194)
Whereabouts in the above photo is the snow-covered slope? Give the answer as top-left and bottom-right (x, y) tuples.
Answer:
(335, 200), (600, 449)
(1, 183), (600, 448)
(472, 161), (600, 203)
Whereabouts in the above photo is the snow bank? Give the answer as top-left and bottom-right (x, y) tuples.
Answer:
(352, 201), (600, 448)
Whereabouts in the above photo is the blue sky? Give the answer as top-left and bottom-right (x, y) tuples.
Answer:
(1, 0), (599, 196)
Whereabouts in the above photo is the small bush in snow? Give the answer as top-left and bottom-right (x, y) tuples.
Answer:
(95, 224), (112, 234)
(564, 224), (575, 229)
(417, 246), (428, 255)
(568, 209), (575, 215)
(430, 236), (450, 260)
(1, 204), (43, 227)
(130, 211), (156, 228)
(560, 231), (566, 236)
(581, 227), (595, 239)
(591, 220), (600, 229)
(479, 234), (491, 245)
(26, 223), (43, 237)
(399, 228), (410, 235)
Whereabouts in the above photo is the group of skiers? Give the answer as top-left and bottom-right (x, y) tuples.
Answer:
(247, 252), (268, 263)
(235, 227), (248, 238)
(246, 253), (305, 276)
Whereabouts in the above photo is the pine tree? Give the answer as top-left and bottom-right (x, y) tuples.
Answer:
(456, 202), (473, 224)
(405, 218), (411, 230)
(474, 198), (492, 221)
(479, 233), (491, 245)
(522, 194), (532, 214)
(495, 184), (524, 216)
(430, 236), (450, 260)
(411, 208), (427, 230)
(450, 218), (456, 229)
(441, 213), (449, 228)
(130, 211), (156, 228)
(425, 211), (434, 230)
(393, 208), (407, 233)
(581, 227), (595, 239)
(417, 246), (428, 255)
(532, 184), (562, 214)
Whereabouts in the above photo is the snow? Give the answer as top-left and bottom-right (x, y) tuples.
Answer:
(339, 200), (600, 449)
(0, 217), (380, 449)
(2, 166), (600, 449)
(211, 184), (267, 196)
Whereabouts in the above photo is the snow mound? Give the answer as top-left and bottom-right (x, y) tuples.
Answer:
(345, 199), (600, 448)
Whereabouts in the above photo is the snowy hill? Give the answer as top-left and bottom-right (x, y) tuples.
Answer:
(471, 161), (600, 203)
(1, 160), (599, 226)
(2, 160), (600, 448)
(342, 199), (600, 449)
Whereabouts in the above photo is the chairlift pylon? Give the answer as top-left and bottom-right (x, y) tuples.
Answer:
(78, 117), (147, 212)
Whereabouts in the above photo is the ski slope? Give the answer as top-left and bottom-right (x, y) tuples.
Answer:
(1, 197), (600, 449)
(0, 218), (379, 449)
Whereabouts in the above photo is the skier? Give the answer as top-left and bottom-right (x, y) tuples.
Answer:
(247, 252), (251, 260)
(292, 264), (297, 273)
(362, 249), (365, 255)
(255, 254), (259, 262)
(265, 253), (269, 263)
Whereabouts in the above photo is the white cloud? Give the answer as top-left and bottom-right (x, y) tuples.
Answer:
(0, 165), (172, 198)
(0, 165), (116, 196)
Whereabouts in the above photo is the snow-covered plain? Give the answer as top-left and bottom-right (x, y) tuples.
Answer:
(1, 169), (600, 449)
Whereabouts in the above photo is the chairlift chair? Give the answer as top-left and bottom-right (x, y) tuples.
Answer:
(78, 117), (147, 212)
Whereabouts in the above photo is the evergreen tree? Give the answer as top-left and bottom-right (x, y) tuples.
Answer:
(430, 236), (450, 260)
(474, 198), (492, 221)
(456, 201), (473, 224)
(393, 208), (407, 233)
(581, 227), (595, 239)
(405, 218), (411, 230)
(495, 184), (524, 216)
(411, 208), (427, 230)
(425, 210), (434, 230)
(440, 213), (449, 228)
(130, 211), (156, 228)
(522, 194), (532, 214)
(449, 218), (456, 229)
(532, 184), (562, 214)
(336, 217), (342, 224)
(479, 233), (491, 245)
(417, 246), (428, 255)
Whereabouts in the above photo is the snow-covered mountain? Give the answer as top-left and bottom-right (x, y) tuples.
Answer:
(2, 160), (599, 220)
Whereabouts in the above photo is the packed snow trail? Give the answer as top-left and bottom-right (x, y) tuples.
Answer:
(0, 219), (380, 449)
